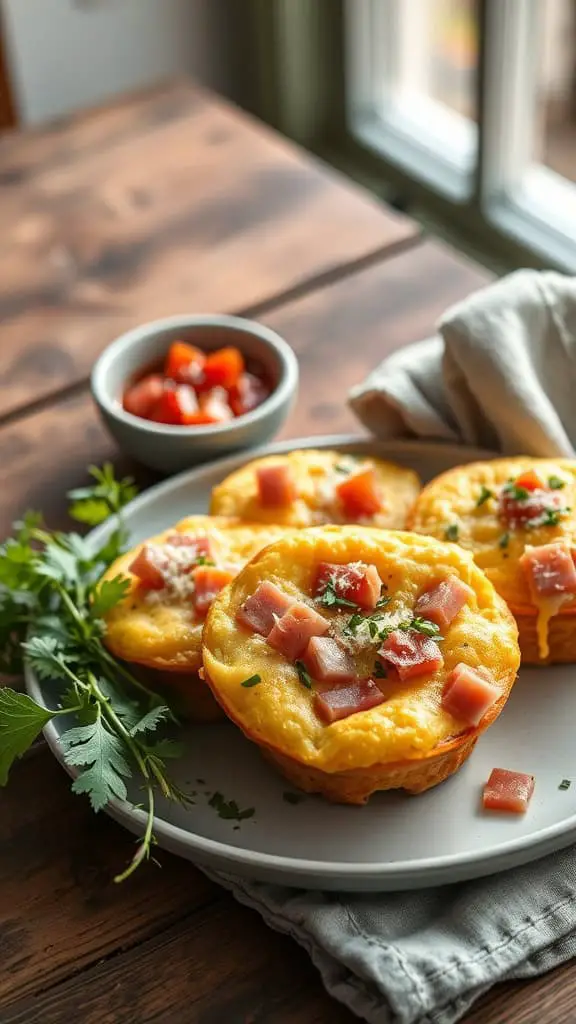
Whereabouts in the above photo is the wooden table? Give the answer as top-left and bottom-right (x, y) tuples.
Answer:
(0, 80), (563, 1024)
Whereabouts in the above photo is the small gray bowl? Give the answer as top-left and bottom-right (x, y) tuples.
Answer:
(91, 314), (298, 474)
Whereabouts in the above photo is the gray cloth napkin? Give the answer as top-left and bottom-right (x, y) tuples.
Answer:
(349, 269), (576, 457)
(211, 269), (576, 1024)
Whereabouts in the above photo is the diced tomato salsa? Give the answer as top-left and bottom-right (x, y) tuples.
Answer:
(122, 340), (272, 426)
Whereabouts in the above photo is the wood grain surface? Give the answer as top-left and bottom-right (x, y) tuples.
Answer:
(0, 240), (490, 537)
(0, 80), (415, 422)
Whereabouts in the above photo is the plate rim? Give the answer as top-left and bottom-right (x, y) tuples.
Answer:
(27, 433), (576, 889)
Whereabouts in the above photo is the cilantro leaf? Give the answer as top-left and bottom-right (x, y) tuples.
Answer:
(68, 463), (137, 524)
(22, 636), (73, 680)
(208, 792), (255, 821)
(0, 688), (55, 785)
(61, 717), (133, 811)
(317, 578), (359, 610)
(404, 616), (442, 639)
(241, 674), (261, 688)
(549, 475), (566, 490)
(91, 576), (130, 618)
(130, 705), (173, 736)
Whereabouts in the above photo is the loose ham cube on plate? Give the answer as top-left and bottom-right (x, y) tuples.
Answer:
(336, 468), (383, 519)
(129, 545), (166, 589)
(315, 678), (385, 723)
(414, 577), (473, 629)
(236, 581), (295, 636)
(302, 636), (356, 684)
(256, 464), (296, 508)
(379, 630), (443, 681)
(441, 663), (500, 727)
(483, 768), (535, 814)
(192, 566), (234, 616)
(313, 562), (382, 611)
(520, 542), (576, 598)
(267, 602), (329, 660)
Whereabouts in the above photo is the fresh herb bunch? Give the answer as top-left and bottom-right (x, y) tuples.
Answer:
(0, 464), (187, 883)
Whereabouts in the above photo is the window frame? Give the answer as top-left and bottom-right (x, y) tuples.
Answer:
(247, 0), (576, 273)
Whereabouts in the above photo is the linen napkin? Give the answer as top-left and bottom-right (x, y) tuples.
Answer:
(208, 269), (576, 1024)
(349, 269), (576, 457)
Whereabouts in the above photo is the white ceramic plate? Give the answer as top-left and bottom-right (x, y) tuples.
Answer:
(26, 436), (576, 891)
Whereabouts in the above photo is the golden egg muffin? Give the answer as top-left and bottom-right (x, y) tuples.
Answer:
(209, 448), (420, 529)
(203, 526), (519, 804)
(100, 515), (292, 720)
(408, 457), (576, 664)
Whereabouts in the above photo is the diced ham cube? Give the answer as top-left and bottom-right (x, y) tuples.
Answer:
(267, 602), (329, 660)
(315, 678), (385, 723)
(165, 534), (213, 560)
(236, 581), (296, 636)
(302, 636), (356, 684)
(483, 768), (535, 814)
(414, 578), (473, 629)
(192, 566), (233, 616)
(441, 663), (500, 726)
(129, 545), (165, 589)
(256, 464), (296, 508)
(500, 488), (564, 528)
(520, 542), (576, 598)
(379, 630), (443, 681)
(313, 561), (382, 611)
(336, 468), (383, 519)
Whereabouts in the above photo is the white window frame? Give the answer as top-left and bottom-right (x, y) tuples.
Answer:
(346, 0), (576, 270)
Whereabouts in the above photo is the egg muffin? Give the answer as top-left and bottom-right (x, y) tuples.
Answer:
(408, 458), (576, 664)
(203, 526), (519, 803)
(100, 515), (291, 720)
(209, 448), (420, 529)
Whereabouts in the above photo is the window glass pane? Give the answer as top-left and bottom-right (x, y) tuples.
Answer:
(535, 0), (576, 182)
(392, 0), (478, 121)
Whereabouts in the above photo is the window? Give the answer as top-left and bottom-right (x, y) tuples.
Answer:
(345, 0), (576, 269)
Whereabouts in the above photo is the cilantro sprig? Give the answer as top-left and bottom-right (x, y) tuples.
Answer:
(316, 578), (359, 610)
(0, 465), (187, 883)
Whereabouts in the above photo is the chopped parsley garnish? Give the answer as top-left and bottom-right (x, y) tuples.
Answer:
(317, 578), (359, 610)
(403, 616), (443, 639)
(548, 476), (566, 490)
(376, 594), (391, 609)
(476, 485), (494, 507)
(240, 675), (261, 688)
(559, 779), (572, 791)
(343, 610), (393, 644)
(195, 555), (215, 566)
(334, 462), (351, 474)
(445, 524), (459, 542)
(373, 660), (387, 679)
(283, 791), (306, 805)
(540, 507), (571, 527)
(208, 792), (255, 821)
(368, 620), (379, 640)
(295, 660), (313, 689)
(499, 532), (510, 550)
(502, 483), (530, 501)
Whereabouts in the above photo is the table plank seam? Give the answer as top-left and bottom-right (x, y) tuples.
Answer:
(0, 230), (424, 431)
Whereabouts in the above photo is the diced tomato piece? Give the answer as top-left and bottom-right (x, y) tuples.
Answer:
(236, 581), (295, 636)
(198, 387), (234, 424)
(414, 578), (473, 629)
(483, 768), (535, 814)
(520, 541), (576, 598)
(315, 678), (385, 723)
(165, 534), (213, 561)
(379, 630), (443, 681)
(201, 347), (244, 390)
(256, 464), (296, 508)
(123, 374), (164, 419)
(336, 468), (383, 519)
(267, 602), (329, 660)
(129, 545), (165, 589)
(513, 470), (544, 492)
(302, 636), (356, 684)
(313, 562), (382, 611)
(441, 663), (500, 726)
(164, 341), (206, 384)
(192, 566), (233, 616)
(150, 384), (198, 425)
(229, 372), (270, 416)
